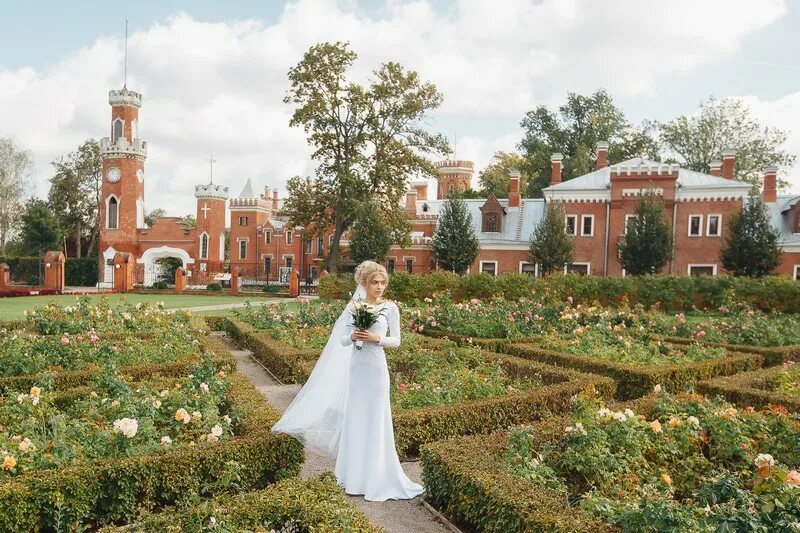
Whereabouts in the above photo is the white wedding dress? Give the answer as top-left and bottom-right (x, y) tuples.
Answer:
(270, 286), (423, 502)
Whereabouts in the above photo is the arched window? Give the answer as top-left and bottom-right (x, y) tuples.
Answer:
(107, 196), (119, 229)
(200, 232), (209, 260)
(112, 119), (124, 142)
(422, 203), (429, 212)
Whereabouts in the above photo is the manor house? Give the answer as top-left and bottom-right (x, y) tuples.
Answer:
(97, 84), (800, 287)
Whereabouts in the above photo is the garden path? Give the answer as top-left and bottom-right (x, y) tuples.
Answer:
(217, 334), (454, 533)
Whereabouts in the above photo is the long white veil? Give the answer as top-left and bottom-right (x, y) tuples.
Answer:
(270, 283), (366, 457)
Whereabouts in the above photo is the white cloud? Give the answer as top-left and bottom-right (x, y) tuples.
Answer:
(0, 0), (792, 218)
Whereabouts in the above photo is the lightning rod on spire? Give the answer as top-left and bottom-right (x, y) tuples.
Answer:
(207, 154), (217, 185)
(124, 20), (128, 88)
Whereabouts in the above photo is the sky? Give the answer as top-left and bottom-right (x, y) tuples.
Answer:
(1, 0), (799, 218)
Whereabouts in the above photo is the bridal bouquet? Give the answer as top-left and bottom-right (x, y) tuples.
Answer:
(349, 299), (387, 350)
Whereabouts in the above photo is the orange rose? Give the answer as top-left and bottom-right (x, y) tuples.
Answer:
(2, 456), (16, 470)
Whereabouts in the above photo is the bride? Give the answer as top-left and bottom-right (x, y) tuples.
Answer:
(271, 260), (423, 501)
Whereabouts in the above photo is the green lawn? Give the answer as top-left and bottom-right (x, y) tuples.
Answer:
(0, 293), (293, 321)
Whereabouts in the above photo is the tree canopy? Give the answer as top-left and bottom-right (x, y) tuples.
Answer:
(348, 202), (393, 264)
(431, 194), (479, 275)
(528, 202), (573, 276)
(18, 199), (64, 256)
(720, 198), (782, 277)
(0, 137), (33, 255)
(618, 191), (673, 275)
(477, 151), (529, 198)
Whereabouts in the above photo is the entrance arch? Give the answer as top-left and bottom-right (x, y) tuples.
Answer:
(138, 246), (194, 287)
(100, 246), (117, 288)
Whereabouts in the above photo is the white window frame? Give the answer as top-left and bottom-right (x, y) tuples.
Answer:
(237, 238), (249, 260)
(304, 238), (312, 254)
(564, 262), (591, 276)
(218, 234), (225, 261)
(624, 214), (638, 235)
(264, 230), (271, 245)
(688, 264), (718, 276)
(387, 257), (397, 274)
(105, 194), (120, 229)
(688, 214), (703, 237)
(519, 261), (539, 277)
(565, 214), (577, 236)
(283, 254), (294, 268)
(581, 214), (594, 237)
(706, 214), (722, 237)
(285, 229), (293, 245)
(112, 118), (124, 142)
(238, 216), (248, 226)
(794, 265), (800, 281)
(199, 231), (209, 260)
(480, 260), (498, 276)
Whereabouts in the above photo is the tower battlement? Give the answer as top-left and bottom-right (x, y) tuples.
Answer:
(109, 87), (143, 108)
(435, 160), (474, 173)
(194, 183), (230, 200)
(100, 137), (147, 159)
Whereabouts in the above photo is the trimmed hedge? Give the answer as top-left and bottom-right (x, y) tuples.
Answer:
(660, 335), (800, 365)
(501, 342), (765, 400)
(698, 366), (800, 412)
(99, 473), (381, 532)
(420, 395), (661, 533)
(319, 271), (800, 312)
(0, 256), (98, 286)
(0, 347), (304, 531)
(209, 317), (616, 457)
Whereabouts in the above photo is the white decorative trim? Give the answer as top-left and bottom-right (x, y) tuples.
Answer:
(581, 214), (595, 237)
(136, 197), (145, 229)
(624, 214), (637, 235)
(194, 183), (229, 200)
(544, 190), (611, 203)
(100, 137), (147, 159)
(706, 214), (722, 237)
(676, 187), (749, 202)
(219, 233), (225, 261)
(479, 260), (498, 276)
(688, 214), (703, 237)
(610, 163), (678, 176)
(564, 262), (591, 275)
(794, 265), (800, 281)
(109, 87), (143, 107)
(688, 264), (717, 276)
(622, 187), (664, 196)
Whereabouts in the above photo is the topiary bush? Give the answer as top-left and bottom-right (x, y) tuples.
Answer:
(206, 282), (222, 291)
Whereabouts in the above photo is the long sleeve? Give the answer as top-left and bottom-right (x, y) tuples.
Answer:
(378, 302), (401, 349)
(340, 323), (354, 346)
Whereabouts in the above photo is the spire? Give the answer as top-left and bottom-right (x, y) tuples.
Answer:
(239, 178), (255, 198)
(124, 20), (128, 88)
(206, 153), (217, 185)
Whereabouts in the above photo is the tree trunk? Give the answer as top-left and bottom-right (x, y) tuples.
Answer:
(326, 212), (346, 274)
(75, 219), (82, 258)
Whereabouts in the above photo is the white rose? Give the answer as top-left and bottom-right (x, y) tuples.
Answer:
(211, 424), (223, 438)
(199, 383), (210, 394)
(161, 436), (172, 445)
(113, 418), (138, 439)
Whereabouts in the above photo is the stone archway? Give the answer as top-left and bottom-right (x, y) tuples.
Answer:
(138, 246), (194, 287)
(100, 246), (118, 288)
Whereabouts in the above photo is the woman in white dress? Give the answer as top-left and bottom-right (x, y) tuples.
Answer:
(271, 260), (423, 501)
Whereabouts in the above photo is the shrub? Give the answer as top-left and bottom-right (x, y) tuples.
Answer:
(65, 257), (98, 286)
(261, 284), (282, 293)
(317, 274), (355, 300)
(151, 280), (170, 290)
(206, 282), (222, 291)
(698, 365), (800, 412)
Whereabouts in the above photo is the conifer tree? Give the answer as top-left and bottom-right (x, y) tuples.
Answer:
(720, 198), (782, 277)
(618, 191), (673, 275)
(528, 203), (573, 276)
(431, 194), (479, 274)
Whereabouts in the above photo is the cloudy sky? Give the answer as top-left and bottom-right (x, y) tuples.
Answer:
(1, 0), (799, 218)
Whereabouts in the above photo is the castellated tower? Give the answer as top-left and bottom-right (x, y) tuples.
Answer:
(435, 160), (474, 199)
(194, 183), (229, 274)
(99, 86), (147, 256)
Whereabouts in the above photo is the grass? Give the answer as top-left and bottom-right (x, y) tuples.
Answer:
(0, 293), (300, 321)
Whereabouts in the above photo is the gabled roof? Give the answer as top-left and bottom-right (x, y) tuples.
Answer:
(766, 195), (800, 245)
(480, 194), (507, 214)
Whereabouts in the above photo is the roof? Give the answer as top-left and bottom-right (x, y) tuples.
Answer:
(766, 195), (800, 244)
(417, 198), (546, 244)
(543, 158), (753, 192)
(239, 178), (255, 198)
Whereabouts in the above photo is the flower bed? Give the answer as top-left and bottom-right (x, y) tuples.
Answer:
(422, 391), (800, 532)
(210, 316), (615, 457)
(0, 336), (303, 531)
(98, 472), (380, 532)
(699, 361), (800, 412)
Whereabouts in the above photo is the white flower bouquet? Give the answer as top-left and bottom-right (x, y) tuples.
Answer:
(349, 299), (387, 350)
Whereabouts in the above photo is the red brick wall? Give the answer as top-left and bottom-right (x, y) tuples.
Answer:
(672, 199), (744, 275)
(563, 202), (609, 275)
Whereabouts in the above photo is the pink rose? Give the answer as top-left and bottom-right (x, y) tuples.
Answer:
(417, 326), (424, 333)
(60, 337), (69, 345)
(696, 330), (706, 338)
(398, 383), (407, 391)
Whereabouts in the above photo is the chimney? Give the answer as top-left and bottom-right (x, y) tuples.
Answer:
(405, 189), (418, 215)
(721, 148), (736, 179)
(762, 166), (778, 203)
(709, 161), (722, 177)
(508, 171), (521, 208)
(272, 189), (279, 211)
(413, 182), (428, 201)
(595, 141), (609, 170)
(550, 153), (564, 186)
(263, 186), (271, 200)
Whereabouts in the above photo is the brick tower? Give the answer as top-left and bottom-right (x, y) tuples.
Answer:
(435, 160), (474, 199)
(194, 182), (229, 277)
(99, 86), (147, 257)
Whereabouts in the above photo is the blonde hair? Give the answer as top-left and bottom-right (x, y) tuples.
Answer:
(354, 260), (389, 288)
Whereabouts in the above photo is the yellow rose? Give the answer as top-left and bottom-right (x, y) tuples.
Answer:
(30, 386), (41, 398)
(2, 456), (16, 470)
(660, 473), (673, 486)
(650, 420), (662, 433)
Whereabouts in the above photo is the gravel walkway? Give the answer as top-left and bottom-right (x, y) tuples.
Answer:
(218, 335), (452, 533)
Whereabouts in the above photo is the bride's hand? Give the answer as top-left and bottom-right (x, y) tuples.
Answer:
(352, 329), (380, 343)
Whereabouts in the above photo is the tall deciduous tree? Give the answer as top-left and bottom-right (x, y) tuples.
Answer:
(18, 199), (64, 256)
(519, 90), (660, 197)
(0, 137), (34, 255)
(528, 203), (573, 276)
(144, 208), (166, 228)
(431, 194), (479, 275)
(661, 97), (796, 190)
(282, 41), (448, 273)
(477, 151), (529, 198)
(720, 198), (782, 277)
(348, 203), (393, 264)
(48, 139), (102, 258)
(618, 191), (673, 275)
